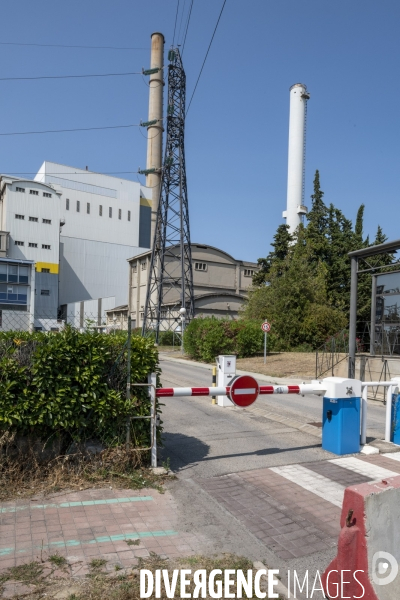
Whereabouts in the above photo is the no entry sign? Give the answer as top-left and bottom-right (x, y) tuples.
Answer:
(228, 375), (259, 407)
(261, 321), (271, 333)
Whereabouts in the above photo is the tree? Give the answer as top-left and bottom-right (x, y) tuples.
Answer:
(305, 170), (329, 264)
(252, 224), (293, 285)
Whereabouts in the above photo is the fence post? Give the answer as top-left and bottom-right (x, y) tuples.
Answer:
(361, 385), (368, 446)
(149, 372), (157, 467)
(125, 315), (132, 451)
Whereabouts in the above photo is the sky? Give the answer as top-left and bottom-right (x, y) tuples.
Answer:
(1, 0), (400, 262)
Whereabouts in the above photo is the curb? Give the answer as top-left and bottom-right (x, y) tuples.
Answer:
(159, 353), (308, 385)
(253, 561), (289, 599)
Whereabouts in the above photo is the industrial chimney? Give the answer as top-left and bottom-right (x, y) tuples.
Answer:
(283, 83), (310, 233)
(146, 32), (165, 247)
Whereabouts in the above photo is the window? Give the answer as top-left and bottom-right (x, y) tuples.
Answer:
(0, 265), (6, 281)
(87, 202), (90, 214)
(118, 208), (122, 220)
(29, 216), (38, 222)
(15, 214), (24, 220)
(141, 261), (147, 271)
(109, 207), (112, 218)
(41, 268), (50, 273)
(42, 218), (51, 224)
(132, 264), (137, 273)
(194, 262), (207, 271)
(244, 269), (254, 277)
(42, 244), (51, 250)
(66, 198), (70, 210)
(34, 327), (43, 331)
(28, 242), (38, 248)
(19, 266), (29, 283)
(43, 192), (52, 198)
(128, 211), (131, 222)
(8, 266), (17, 282)
(99, 205), (103, 216)
(14, 241), (24, 247)
(40, 290), (50, 296)
(29, 190), (39, 196)
(76, 200), (80, 213)
(16, 187), (25, 193)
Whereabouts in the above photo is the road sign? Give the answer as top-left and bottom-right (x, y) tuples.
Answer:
(261, 321), (271, 333)
(228, 375), (259, 407)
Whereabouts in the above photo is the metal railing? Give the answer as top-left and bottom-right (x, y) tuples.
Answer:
(315, 329), (349, 378)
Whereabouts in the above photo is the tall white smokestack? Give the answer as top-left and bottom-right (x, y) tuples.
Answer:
(146, 32), (165, 247)
(283, 83), (310, 233)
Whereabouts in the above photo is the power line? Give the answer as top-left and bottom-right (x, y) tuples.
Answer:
(186, 0), (227, 116)
(0, 71), (142, 82)
(172, 0), (180, 46)
(182, 0), (194, 56)
(0, 124), (140, 137)
(0, 42), (147, 50)
(3, 171), (141, 175)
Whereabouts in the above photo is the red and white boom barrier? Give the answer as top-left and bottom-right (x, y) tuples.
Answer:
(156, 375), (327, 406)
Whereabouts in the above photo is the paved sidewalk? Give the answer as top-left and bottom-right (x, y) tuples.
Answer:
(0, 487), (204, 577)
(197, 452), (400, 561)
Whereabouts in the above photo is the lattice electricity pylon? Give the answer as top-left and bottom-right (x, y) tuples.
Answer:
(141, 47), (195, 341)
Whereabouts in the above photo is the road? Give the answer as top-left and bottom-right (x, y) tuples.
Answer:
(158, 358), (386, 478)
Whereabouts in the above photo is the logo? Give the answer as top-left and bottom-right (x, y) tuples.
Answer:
(372, 551), (399, 586)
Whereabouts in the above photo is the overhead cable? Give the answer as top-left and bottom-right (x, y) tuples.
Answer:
(186, 0), (227, 116)
(0, 42), (147, 50)
(0, 71), (141, 82)
(182, 0), (194, 56)
(0, 124), (141, 137)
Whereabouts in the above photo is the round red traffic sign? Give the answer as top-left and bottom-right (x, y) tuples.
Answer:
(261, 321), (271, 333)
(228, 375), (259, 407)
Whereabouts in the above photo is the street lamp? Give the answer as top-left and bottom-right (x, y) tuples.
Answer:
(179, 307), (186, 355)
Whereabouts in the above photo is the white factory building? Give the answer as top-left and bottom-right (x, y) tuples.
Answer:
(0, 162), (152, 329)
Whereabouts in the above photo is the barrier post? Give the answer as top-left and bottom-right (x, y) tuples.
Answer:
(149, 372), (157, 467)
(361, 384), (368, 446)
(385, 384), (393, 443)
(211, 366), (217, 404)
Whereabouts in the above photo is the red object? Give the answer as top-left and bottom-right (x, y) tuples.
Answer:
(228, 375), (259, 407)
(321, 477), (400, 600)
(261, 321), (271, 332)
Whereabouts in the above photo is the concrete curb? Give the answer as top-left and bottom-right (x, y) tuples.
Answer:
(159, 353), (308, 385)
(253, 561), (289, 599)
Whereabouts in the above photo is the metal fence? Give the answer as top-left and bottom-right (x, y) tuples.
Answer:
(0, 309), (127, 333)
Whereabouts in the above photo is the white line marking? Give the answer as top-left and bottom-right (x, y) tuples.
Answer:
(329, 457), (399, 480)
(270, 464), (345, 507)
(233, 388), (256, 395)
(382, 452), (400, 462)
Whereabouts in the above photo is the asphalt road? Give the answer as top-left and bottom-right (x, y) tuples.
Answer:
(158, 358), (387, 478)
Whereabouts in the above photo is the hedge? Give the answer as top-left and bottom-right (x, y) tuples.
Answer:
(183, 317), (278, 362)
(0, 327), (161, 449)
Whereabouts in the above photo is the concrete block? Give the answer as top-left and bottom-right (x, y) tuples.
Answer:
(361, 445), (380, 455)
(322, 475), (400, 600)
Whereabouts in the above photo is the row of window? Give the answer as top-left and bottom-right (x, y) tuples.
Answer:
(15, 241), (51, 249)
(15, 187), (52, 198)
(65, 198), (131, 221)
(0, 284), (28, 304)
(0, 264), (29, 283)
(15, 214), (52, 224)
(193, 262), (254, 277)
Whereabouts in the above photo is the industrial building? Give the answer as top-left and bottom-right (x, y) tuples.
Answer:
(124, 244), (258, 329)
(0, 164), (152, 328)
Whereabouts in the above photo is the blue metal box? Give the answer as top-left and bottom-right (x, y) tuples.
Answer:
(322, 396), (361, 455)
(391, 393), (400, 445)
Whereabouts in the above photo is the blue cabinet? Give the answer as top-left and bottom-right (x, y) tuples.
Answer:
(391, 393), (400, 445)
(322, 396), (361, 455)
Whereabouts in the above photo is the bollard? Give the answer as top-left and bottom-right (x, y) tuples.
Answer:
(211, 366), (217, 405)
(216, 355), (236, 407)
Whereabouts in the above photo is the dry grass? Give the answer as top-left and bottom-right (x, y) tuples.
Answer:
(0, 553), (270, 599)
(0, 432), (170, 502)
(236, 352), (317, 379)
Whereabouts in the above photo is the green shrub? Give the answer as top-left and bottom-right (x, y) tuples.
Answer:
(183, 317), (277, 361)
(158, 330), (175, 346)
(0, 327), (161, 448)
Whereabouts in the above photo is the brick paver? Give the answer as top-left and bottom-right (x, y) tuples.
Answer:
(0, 488), (204, 575)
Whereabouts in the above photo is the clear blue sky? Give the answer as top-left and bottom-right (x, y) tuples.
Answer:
(1, 0), (399, 262)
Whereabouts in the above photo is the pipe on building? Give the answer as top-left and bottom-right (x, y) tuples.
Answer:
(283, 83), (310, 233)
(146, 32), (165, 248)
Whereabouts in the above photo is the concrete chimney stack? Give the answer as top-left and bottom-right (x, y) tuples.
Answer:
(146, 32), (165, 247)
(283, 83), (310, 233)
